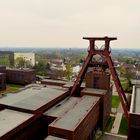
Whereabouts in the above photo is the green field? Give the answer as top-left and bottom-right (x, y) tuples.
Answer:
(118, 116), (128, 135)
(112, 95), (120, 108)
(0, 84), (24, 95)
(7, 84), (24, 88)
(104, 116), (115, 132)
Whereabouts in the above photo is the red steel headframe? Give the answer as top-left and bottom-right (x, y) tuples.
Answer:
(70, 36), (129, 120)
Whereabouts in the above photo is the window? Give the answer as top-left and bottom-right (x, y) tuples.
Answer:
(93, 76), (100, 89)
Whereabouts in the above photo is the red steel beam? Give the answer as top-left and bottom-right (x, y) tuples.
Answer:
(106, 55), (129, 120)
(70, 37), (129, 121)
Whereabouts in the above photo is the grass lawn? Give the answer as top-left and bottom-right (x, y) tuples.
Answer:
(112, 95), (120, 108)
(104, 116), (115, 132)
(6, 84), (24, 93)
(118, 116), (128, 135)
(0, 84), (24, 95)
(7, 84), (24, 88)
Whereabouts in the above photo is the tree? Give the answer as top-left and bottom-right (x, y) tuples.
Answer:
(15, 57), (25, 68)
(0, 57), (9, 66)
(33, 60), (50, 76)
(64, 63), (73, 81)
(120, 66), (135, 92)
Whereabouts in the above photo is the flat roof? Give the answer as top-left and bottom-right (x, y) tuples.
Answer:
(45, 136), (66, 140)
(0, 85), (68, 112)
(49, 95), (100, 130)
(63, 82), (85, 88)
(41, 79), (66, 84)
(6, 68), (34, 72)
(0, 109), (33, 137)
(44, 96), (81, 117)
(132, 86), (140, 113)
(81, 88), (107, 95)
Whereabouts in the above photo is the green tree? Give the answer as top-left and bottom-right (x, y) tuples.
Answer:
(33, 60), (50, 76)
(15, 57), (25, 68)
(120, 69), (135, 92)
(0, 57), (9, 66)
(64, 63), (73, 81)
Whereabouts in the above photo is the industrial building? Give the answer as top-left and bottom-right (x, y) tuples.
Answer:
(0, 66), (6, 73)
(0, 65), (35, 86)
(0, 70), (112, 140)
(6, 68), (36, 85)
(129, 85), (140, 140)
(0, 73), (6, 91)
(0, 37), (139, 140)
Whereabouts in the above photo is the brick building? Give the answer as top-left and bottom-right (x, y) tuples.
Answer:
(84, 69), (112, 130)
(85, 69), (110, 90)
(0, 73), (6, 91)
(6, 69), (36, 85)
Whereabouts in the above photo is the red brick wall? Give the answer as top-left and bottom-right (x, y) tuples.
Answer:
(6, 69), (36, 85)
(85, 70), (110, 90)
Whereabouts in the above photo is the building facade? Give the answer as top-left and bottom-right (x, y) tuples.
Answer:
(6, 69), (36, 85)
(0, 73), (6, 91)
(0, 51), (14, 67)
(14, 53), (35, 67)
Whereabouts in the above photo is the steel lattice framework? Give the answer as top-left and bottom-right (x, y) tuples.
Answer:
(70, 37), (129, 120)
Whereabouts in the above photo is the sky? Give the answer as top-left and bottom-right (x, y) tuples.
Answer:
(0, 0), (139, 48)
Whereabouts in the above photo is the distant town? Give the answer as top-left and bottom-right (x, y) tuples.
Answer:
(0, 47), (139, 84)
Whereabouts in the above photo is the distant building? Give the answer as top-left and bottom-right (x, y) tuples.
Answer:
(0, 66), (6, 91)
(0, 51), (14, 67)
(72, 65), (81, 74)
(48, 59), (64, 70)
(121, 63), (136, 73)
(0, 73), (6, 91)
(0, 65), (6, 73)
(14, 53), (35, 67)
(113, 60), (120, 68)
(48, 59), (63, 66)
(6, 68), (36, 85)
